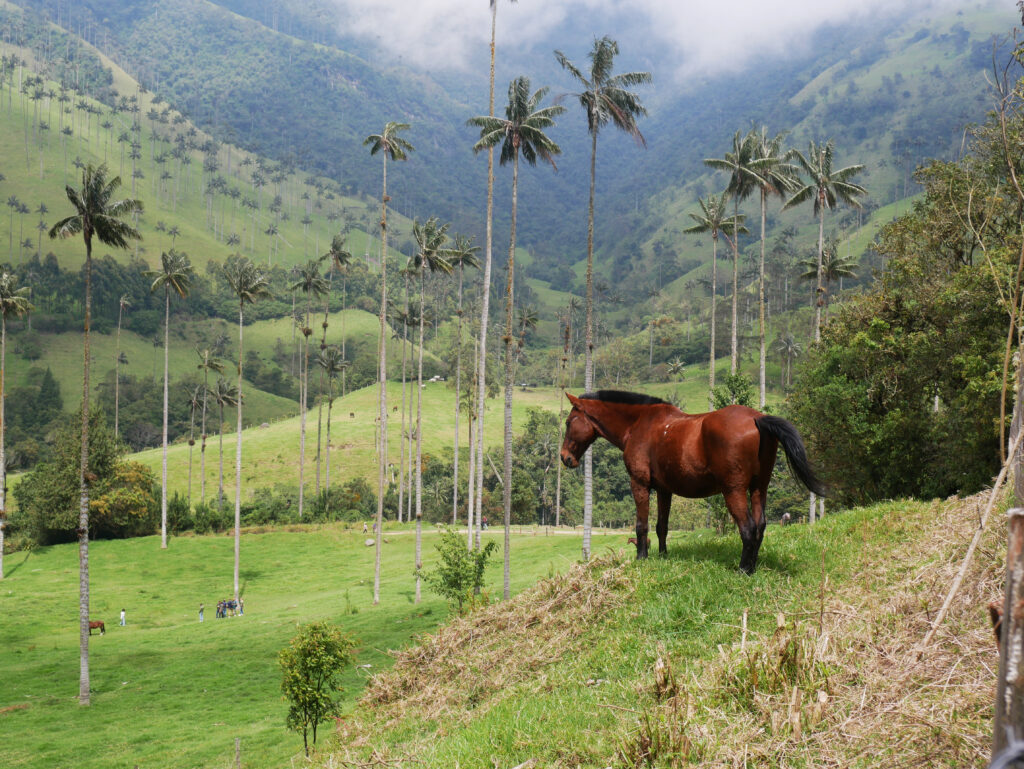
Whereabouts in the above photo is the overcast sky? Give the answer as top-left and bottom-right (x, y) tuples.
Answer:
(330, 0), (993, 80)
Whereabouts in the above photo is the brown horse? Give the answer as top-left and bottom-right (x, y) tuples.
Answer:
(560, 390), (825, 574)
(88, 620), (105, 636)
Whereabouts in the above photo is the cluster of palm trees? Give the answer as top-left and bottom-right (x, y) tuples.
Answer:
(690, 130), (867, 410)
(44, 163), (277, 705)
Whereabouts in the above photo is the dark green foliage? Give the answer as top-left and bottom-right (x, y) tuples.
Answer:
(712, 373), (755, 409)
(423, 527), (498, 614)
(11, 408), (158, 544)
(278, 621), (356, 756)
(787, 120), (1016, 503)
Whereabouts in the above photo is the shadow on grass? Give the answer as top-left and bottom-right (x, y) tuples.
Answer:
(4, 548), (32, 577)
(654, 535), (799, 577)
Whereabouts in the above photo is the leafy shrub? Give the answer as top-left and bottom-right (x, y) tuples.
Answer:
(423, 527), (498, 614)
(279, 621), (357, 756)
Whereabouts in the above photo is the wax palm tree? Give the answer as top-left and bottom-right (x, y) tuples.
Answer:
(0, 272), (32, 581)
(771, 332), (803, 387)
(705, 130), (764, 375)
(798, 236), (858, 323)
(471, 0), (518, 556)
(49, 162), (142, 706)
(783, 139), (866, 342)
(223, 256), (271, 605)
(410, 216), (453, 603)
(289, 256), (329, 519)
(748, 126), (798, 407)
(147, 248), (194, 548)
(469, 76), (563, 599)
(184, 384), (203, 507)
(447, 234), (480, 525)
(683, 192), (747, 409)
(364, 121), (413, 605)
(114, 293), (131, 437)
(327, 234), (353, 396)
(213, 377), (238, 512)
(554, 36), (650, 561)
(316, 345), (346, 497)
(196, 346), (224, 503)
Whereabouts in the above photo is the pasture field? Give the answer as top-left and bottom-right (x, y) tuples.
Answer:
(0, 522), (615, 768)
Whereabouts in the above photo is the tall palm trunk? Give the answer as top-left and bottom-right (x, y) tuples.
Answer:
(79, 237), (92, 705)
(0, 313), (6, 580)
(372, 152), (389, 606)
(814, 191), (825, 342)
(114, 302), (123, 437)
(325, 381), (334, 492)
(467, 337), (478, 552)
(218, 400), (225, 511)
(501, 152), (520, 601)
(758, 191), (767, 408)
(582, 127), (598, 562)
(398, 276), (410, 524)
(233, 303), (244, 603)
(200, 368), (209, 502)
(709, 234), (718, 410)
(730, 199), (740, 375)
(160, 287), (170, 549)
(414, 273), (427, 604)
(474, 2), (498, 557)
(187, 400), (195, 508)
(298, 298), (310, 518)
(453, 265), (464, 525)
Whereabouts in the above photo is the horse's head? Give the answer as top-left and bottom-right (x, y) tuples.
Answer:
(560, 394), (599, 468)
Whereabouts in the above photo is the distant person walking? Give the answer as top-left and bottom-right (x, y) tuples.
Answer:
(199, 603), (205, 622)
(119, 608), (126, 627)
(239, 597), (244, 616)
(363, 521), (368, 534)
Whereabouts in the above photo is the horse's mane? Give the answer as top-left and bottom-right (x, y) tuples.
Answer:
(580, 390), (668, 406)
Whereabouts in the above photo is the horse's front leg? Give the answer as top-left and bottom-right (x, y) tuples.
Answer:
(630, 479), (651, 559)
(655, 489), (671, 556)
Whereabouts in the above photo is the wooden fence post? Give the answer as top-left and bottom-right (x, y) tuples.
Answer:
(994, 508), (1024, 758)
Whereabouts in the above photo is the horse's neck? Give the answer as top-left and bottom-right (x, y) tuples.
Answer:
(589, 404), (644, 449)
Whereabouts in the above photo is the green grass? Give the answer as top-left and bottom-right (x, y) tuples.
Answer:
(324, 498), (995, 767)
(0, 522), (616, 769)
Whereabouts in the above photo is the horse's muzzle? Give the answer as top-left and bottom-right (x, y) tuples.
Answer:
(560, 451), (579, 468)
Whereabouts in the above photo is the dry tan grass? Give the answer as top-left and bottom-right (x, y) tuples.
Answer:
(664, 492), (1003, 768)
(345, 552), (631, 739)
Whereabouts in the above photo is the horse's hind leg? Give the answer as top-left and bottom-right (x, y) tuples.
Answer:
(723, 488), (759, 575)
(655, 489), (671, 555)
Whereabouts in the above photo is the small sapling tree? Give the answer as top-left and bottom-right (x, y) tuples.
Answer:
(278, 621), (356, 756)
(423, 527), (498, 614)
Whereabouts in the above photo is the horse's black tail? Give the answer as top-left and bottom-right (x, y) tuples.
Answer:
(755, 415), (827, 496)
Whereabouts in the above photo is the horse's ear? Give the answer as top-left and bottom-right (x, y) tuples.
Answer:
(566, 392), (581, 408)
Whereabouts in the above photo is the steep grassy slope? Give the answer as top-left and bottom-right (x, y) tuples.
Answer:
(327, 494), (1000, 767)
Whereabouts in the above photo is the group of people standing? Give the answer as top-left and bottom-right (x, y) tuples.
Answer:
(198, 598), (244, 622)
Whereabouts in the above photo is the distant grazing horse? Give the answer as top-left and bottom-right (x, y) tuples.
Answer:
(560, 391), (825, 574)
(88, 620), (105, 636)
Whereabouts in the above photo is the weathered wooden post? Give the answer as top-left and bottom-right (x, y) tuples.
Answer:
(993, 508), (1024, 759)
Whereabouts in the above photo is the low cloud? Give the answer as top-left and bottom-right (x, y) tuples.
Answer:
(329, 0), (983, 78)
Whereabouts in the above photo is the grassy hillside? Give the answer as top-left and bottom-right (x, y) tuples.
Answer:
(129, 380), (565, 500)
(327, 494), (1001, 767)
(0, 522), (609, 769)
